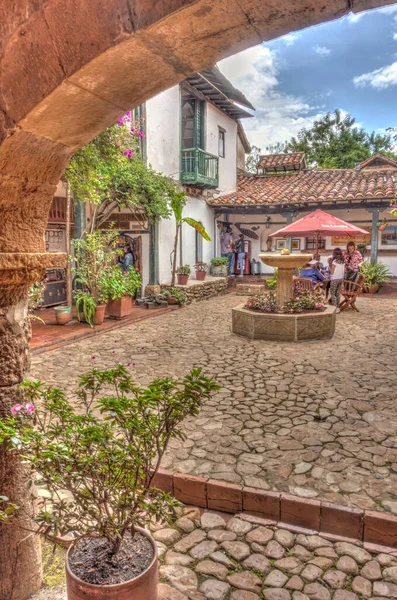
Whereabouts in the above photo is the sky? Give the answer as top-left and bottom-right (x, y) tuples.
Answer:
(219, 3), (397, 151)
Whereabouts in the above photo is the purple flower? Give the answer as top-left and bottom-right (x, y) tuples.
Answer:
(117, 117), (124, 125)
(92, 356), (96, 360)
(126, 362), (131, 366)
(25, 403), (35, 415)
(123, 149), (133, 159)
(114, 340), (118, 343)
(10, 404), (24, 416)
(97, 176), (102, 180)
(191, 390), (200, 395)
(126, 111), (132, 120)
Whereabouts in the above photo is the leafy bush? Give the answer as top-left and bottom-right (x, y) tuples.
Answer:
(283, 290), (325, 313)
(28, 281), (45, 311)
(176, 265), (191, 275)
(266, 269), (278, 290)
(245, 292), (278, 313)
(359, 260), (392, 286)
(99, 265), (142, 301)
(210, 257), (229, 266)
(0, 366), (218, 556)
(162, 288), (186, 305)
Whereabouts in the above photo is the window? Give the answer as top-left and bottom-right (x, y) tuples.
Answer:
(195, 224), (203, 263)
(218, 128), (225, 158)
(181, 96), (205, 149)
(305, 237), (326, 250)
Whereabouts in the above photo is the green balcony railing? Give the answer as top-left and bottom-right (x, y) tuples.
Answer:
(180, 148), (219, 188)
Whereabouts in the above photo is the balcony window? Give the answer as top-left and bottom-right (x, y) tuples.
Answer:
(218, 128), (225, 158)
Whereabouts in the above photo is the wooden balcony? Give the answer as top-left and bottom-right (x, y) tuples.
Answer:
(181, 148), (219, 188)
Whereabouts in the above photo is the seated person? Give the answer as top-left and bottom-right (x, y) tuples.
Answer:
(299, 259), (325, 286)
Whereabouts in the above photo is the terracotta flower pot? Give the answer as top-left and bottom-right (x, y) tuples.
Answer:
(66, 527), (158, 600)
(106, 296), (132, 319)
(167, 297), (178, 305)
(378, 224), (387, 231)
(55, 306), (71, 326)
(94, 305), (106, 326)
(177, 274), (189, 285)
(368, 284), (380, 294)
(195, 271), (206, 281)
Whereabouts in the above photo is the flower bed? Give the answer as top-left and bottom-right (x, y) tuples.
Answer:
(244, 289), (325, 314)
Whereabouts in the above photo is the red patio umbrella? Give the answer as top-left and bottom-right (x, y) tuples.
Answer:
(269, 209), (368, 256)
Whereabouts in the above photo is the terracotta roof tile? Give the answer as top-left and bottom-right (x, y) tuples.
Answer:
(210, 168), (397, 208)
(257, 152), (306, 171)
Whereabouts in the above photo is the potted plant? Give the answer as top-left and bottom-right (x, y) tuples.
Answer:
(359, 259), (392, 293)
(176, 265), (191, 285)
(194, 262), (208, 281)
(72, 230), (120, 327)
(0, 366), (218, 600)
(161, 288), (186, 305)
(54, 305), (72, 325)
(210, 257), (228, 277)
(100, 265), (142, 319)
(376, 219), (389, 231)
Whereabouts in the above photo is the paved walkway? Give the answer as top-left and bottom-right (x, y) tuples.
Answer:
(30, 508), (397, 600)
(31, 294), (397, 514)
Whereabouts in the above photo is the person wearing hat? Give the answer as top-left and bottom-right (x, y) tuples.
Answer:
(300, 258), (325, 287)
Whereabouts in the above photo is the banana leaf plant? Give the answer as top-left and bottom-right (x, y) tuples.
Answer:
(170, 191), (211, 286)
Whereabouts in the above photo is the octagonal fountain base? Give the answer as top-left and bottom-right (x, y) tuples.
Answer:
(232, 304), (336, 342)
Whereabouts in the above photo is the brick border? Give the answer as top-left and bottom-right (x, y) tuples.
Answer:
(152, 470), (397, 549)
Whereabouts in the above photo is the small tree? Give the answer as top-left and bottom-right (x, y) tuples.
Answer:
(0, 366), (219, 569)
(170, 191), (211, 286)
(65, 113), (175, 233)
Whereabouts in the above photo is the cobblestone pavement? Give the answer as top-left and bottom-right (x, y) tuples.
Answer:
(31, 294), (397, 514)
(31, 508), (397, 600)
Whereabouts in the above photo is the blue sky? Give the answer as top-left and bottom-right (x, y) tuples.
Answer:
(219, 4), (397, 150)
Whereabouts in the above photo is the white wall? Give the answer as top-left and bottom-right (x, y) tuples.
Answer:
(226, 207), (397, 276)
(146, 86), (180, 179)
(206, 103), (237, 194)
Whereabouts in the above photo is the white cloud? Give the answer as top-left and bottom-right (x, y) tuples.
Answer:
(393, 32), (397, 39)
(280, 32), (302, 46)
(314, 46), (331, 56)
(346, 13), (364, 23)
(353, 61), (397, 88)
(219, 44), (323, 148)
(376, 4), (397, 14)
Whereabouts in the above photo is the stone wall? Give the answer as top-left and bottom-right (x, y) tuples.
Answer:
(161, 277), (228, 305)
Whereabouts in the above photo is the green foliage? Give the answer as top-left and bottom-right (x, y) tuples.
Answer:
(266, 269), (278, 290)
(245, 145), (262, 172)
(359, 260), (392, 286)
(99, 265), (142, 301)
(0, 366), (219, 555)
(210, 257), (229, 266)
(65, 117), (175, 232)
(75, 291), (96, 327)
(161, 288), (186, 305)
(72, 229), (119, 307)
(176, 265), (191, 275)
(28, 282), (45, 311)
(0, 496), (19, 524)
(285, 110), (397, 169)
(170, 190), (211, 286)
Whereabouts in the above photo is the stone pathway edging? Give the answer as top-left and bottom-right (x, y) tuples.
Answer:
(153, 469), (397, 550)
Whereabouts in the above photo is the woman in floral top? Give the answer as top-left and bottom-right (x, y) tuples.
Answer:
(344, 241), (363, 282)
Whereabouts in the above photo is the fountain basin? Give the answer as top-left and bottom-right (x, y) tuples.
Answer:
(232, 304), (336, 342)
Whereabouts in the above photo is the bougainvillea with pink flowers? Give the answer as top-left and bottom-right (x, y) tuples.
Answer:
(65, 112), (177, 233)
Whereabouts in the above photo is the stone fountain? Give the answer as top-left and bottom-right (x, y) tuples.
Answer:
(258, 249), (312, 307)
(231, 249), (336, 342)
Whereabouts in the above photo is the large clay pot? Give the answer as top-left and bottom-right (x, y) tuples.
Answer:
(55, 306), (71, 325)
(106, 296), (132, 319)
(66, 527), (158, 600)
(94, 305), (106, 326)
(378, 224), (387, 231)
(210, 264), (228, 277)
(195, 271), (206, 281)
(177, 274), (189, 285)
(367, 284), (380, 294)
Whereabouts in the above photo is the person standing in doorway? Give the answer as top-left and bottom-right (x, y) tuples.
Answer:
(330, 247), (345, 313)
(220, 226), (235, 276)
(344, 241), (363, 282)
(235, 233), (246, 277)
(121, 244), (134, 273)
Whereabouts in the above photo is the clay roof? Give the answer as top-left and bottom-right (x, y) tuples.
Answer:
(257, 152), (306, 172)
(357, 154), (397, 170)
(209, 168), (397, 208)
